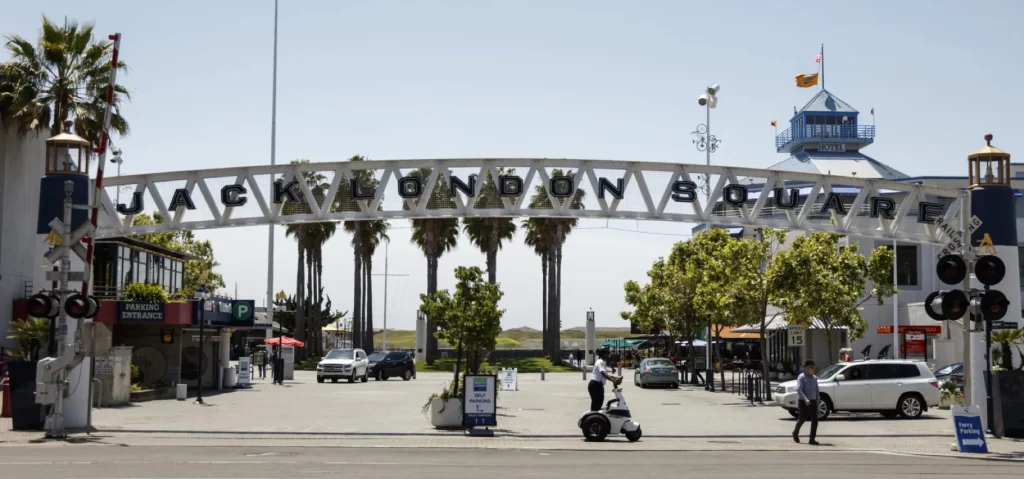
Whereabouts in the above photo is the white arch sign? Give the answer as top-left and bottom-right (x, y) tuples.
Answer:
(94, 158), (964, 244)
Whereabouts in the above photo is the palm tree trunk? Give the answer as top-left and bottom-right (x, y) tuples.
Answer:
(425, 226), (439, 364)
(541, 252), (548, 357)
(352, 229), (362, 349)
(547, 245), (557, 359)
(317, 247), (325, 355)
(555, 240), (564, 361)
(365, 254), (375, 354)
(295, 241), (306, 354)
(487, 224), (498, 285)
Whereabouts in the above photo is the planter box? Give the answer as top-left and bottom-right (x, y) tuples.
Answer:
(429, 398), (463, 428)
(993, 370), (1024, 438)
(8, 361), (44, 430)
(129, 387), (174, 403)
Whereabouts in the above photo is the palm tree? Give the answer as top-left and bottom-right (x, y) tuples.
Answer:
(463, 169), (517, 285)
(339, 155), (388, 351)
(522, 169), (585, 359)
(409, 168), (460, 363)
(0, 16), (129, 143)
(522, 219), (550, 354)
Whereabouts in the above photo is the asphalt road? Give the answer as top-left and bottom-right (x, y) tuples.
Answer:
(0, 447), (1016, 478)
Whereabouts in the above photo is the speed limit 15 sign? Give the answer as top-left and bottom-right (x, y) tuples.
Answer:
(788, 325), (806, 347)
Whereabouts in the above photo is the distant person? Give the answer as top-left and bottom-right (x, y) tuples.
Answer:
(588, 349), (621, 411)
(793, 360), (820, 445)
(255, 348), (268, 379)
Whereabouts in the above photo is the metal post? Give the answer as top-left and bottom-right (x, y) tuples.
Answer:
(961, 192), (972, 407)
(196, 300), (205, 404)
(892, 239), (899, 359)
(985, 310), (996, 435)
(383, 241), (388, 351)
(265, 0), (280, 368)
(44, 181), (74, 438)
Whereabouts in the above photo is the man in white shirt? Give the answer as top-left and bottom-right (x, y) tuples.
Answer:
(589, 349), (622, 411)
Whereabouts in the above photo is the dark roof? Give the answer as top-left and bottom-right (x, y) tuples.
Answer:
(96, 236), (199, 261)
(798, 89), (858, 114)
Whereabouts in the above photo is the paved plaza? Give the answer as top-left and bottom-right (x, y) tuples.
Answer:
(3, 371), (1024, 461)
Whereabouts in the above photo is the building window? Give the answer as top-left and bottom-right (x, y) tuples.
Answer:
(882, 244), (919, 287)
(1018, 247), (1024, 286)
(895, 245), (918, 286)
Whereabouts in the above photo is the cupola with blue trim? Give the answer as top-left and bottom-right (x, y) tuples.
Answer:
(774, 89), (875, 154)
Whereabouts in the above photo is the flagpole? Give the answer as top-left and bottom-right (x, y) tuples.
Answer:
(820, 43), (825, 90)
(267, 0), (279, 377)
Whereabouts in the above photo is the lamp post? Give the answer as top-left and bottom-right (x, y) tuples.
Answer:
(194, 285), (210, 404)
(274, 298), (286, 385)
(692, 83), (720, 392)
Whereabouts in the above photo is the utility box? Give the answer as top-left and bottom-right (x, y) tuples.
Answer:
(94, 346), (133, 406)
(282, 346), (295, 380)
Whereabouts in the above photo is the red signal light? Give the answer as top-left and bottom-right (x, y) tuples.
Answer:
(936, 255), (968, 286)
(974, 256), (1006, 286)
(26, 293), (60, 319)
(64, 294), (99, 319)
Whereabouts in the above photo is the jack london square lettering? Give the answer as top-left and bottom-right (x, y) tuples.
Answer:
(113, 173), (943, 224)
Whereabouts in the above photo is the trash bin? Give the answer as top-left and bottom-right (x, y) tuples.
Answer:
(8, 361), (44, 430)
(176, 383), (187, 400)
(223, 367), (237, 388)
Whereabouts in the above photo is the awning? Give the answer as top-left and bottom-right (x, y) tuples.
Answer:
(731, 316), (847, 333)
(600, 339), (648, 349)
(676, 339), (708, 347)
(715, 330), (761, 340)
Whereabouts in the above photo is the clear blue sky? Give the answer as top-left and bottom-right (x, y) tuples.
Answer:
(4, 1), (1023, 331)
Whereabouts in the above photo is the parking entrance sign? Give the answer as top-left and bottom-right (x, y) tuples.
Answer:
(462, 374), (497, 428)
(500, 368), (518, 391)
(952, 405), (988, 453)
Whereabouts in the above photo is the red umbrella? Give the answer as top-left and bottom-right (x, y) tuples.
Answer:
(265, 336), (305, 347)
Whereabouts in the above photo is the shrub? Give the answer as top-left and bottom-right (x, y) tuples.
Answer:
(6, 317), (50, 362)
(122, 283), (169, 303)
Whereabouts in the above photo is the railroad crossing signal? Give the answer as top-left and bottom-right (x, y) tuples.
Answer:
(43, 218), (94, 265)
(926, 254), (1008, 322)
(26, 293), (61, 319)
(63, 294), (100, 319)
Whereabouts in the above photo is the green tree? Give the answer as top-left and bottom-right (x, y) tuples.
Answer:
(773, 232), (896, 362)
(688, 229), (744, 390)
(720, 228), (789, 399)
(0, 16), (129, 143)
(409, 167), (460, 364)
(463, 168), (517, 285)
(419, 266), (504, 389)
(130, 213), (224, 297)
(521, 169), (584, 359)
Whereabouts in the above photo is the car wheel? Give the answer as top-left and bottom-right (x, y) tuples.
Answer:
(625, 426), (642, 442)
(581, 415), (609, 442)
(403, 369), (413, 381)
(817, 396), (832, 420)
(317, 375), (325, 384)
(361, 369), (369, 383)
(374, 370), (382, 380)
(348, 371), (356, 383)
(880, 411), (898, 419)
(381, 371), (389, 381)
(671, 382), (679, 389)
(331, 378), (338, 383)
(898, 394), (924, 419)
(788, 409), (800, 419)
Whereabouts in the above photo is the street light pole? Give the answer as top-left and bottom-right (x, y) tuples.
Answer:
(373, 239), (408, 353)
(194, 285), (209, 405)
(693, 83), (720, 392)
(274, 299), (285, 385)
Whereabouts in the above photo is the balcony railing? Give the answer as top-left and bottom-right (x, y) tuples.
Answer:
(775, 124), (876, 150)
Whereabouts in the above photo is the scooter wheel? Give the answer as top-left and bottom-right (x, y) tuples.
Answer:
(626, 426), (642, 442)
(581, 416), (609, 442)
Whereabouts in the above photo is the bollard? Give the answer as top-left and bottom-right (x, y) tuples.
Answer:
(747, 375), (754, 404)
(754, 373), (763, 403)
(582, 364), (587, 381)
(541, 366), (545, 381)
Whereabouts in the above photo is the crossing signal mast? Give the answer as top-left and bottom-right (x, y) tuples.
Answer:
(27, 180), (101, 438)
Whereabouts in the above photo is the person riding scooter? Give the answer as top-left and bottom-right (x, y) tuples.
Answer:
(589, 348), (622, 411)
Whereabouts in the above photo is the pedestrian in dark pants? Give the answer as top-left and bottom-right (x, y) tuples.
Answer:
(793, 360), (819, 445)
(257, 348), (268, 379)
(588, 349), (621, 411)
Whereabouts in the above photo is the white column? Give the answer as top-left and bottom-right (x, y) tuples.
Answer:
(218, 328), (231, 389)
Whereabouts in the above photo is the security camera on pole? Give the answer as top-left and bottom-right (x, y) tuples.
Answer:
(692, 83), (720, 392)
(29, 180), (101, 438)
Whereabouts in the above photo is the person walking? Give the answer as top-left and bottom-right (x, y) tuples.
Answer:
(256, 348), (268, 379)
(793, 360), (819, 445)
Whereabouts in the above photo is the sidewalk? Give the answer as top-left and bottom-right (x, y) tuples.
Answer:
(2, 372), (1022, 461)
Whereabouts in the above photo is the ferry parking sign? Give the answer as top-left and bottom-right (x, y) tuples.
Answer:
(952, 405), (988, 453)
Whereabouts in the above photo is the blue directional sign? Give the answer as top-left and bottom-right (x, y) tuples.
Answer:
(952, 406), (988, 453)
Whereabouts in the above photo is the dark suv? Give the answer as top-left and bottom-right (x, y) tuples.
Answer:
(368, 351), (416, 381)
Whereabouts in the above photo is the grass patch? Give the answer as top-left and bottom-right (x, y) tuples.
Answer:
(372, 327), (630, 350)
(295, 355), (323, 371)
(417, 357), (577, 373)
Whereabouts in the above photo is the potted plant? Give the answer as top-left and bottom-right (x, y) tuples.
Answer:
(419, 266), (504, 429)
(422, 380), (464, 428)
(938, 380), (962, 410)
(5, 317), (51, 430)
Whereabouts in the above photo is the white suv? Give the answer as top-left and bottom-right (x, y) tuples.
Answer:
(775, 360), (940, 420)
(316, 348), (369, 383)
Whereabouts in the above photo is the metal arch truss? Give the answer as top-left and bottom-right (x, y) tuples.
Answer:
(94, 158), (965, 245)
